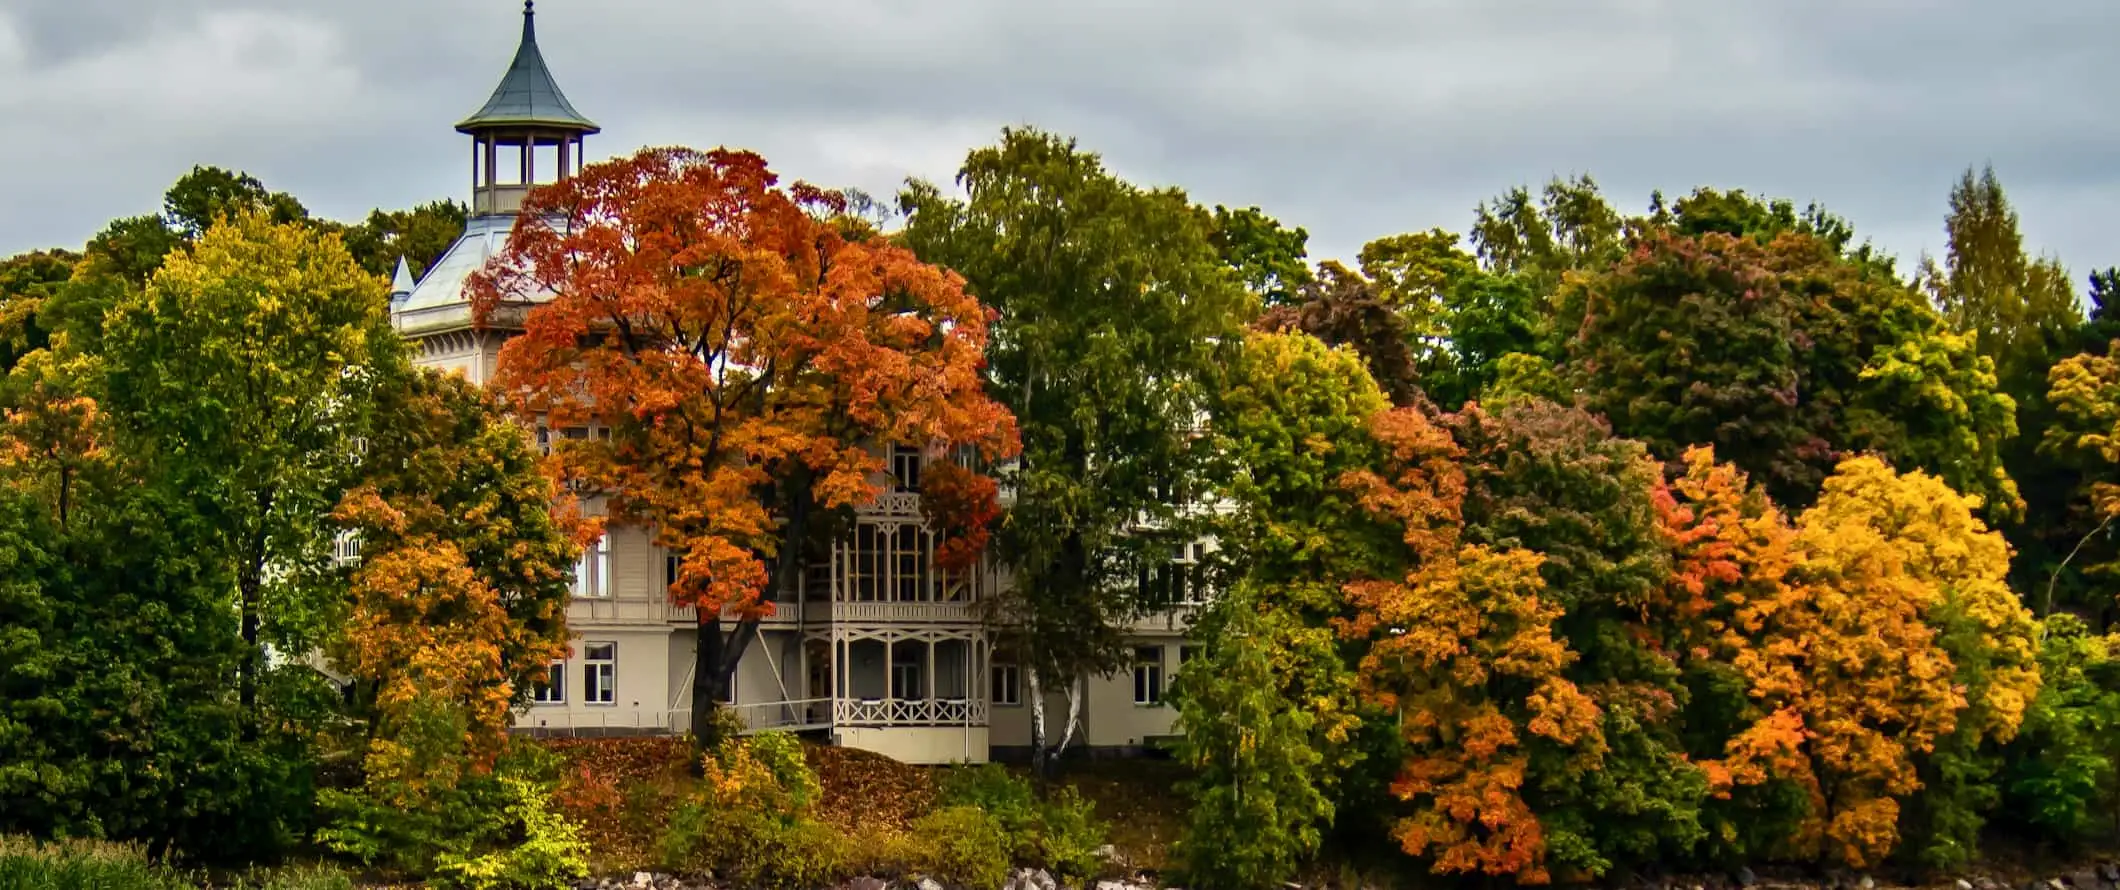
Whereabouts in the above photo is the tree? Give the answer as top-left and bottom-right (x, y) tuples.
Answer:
(472, 146), (1016, 750)
(1446, 401), (1706, 879)
(330, 368), (577, 756)
(100, 208), (403, 723)
(1338, 405), (1602, 885)
(1559, 226), (2018, 515)
(1173, 331), (1393, 886)
(2042, 345), (2120, 614)
(340, 201), (469, 280)
(0, 348), (300, 864)
(1171, 583), (1345, 890)
(1783, 457), (2036, 867)
(1925, 165), (2081, 399)
(1256, 262), (1423, 407)
(1920, 165), (2084, 606)
(897, 127), (1249, 770)
(1652, 447), (1817, 862)
(316, 370), (588, 885)
(1209, 205), (1312, 307)
(1469, 174), (1627, 305)
(0, 249), (78, 372)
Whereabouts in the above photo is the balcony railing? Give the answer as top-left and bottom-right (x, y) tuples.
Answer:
(834, 697), (986, 727)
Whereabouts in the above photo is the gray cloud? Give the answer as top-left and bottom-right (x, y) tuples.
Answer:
(3, 0), (2114, 283)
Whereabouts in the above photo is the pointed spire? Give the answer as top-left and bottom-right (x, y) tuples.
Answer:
(454, 0), (599, 135)
(389, 256), (416, 298)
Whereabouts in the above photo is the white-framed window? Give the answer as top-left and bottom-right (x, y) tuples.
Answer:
(574, 532), (612, 598)
(890, 445), (922, 492)
(583, 642), (616, 705)
(991, 663), (1021, 707)
(891, 661), (922, 700)
(333, 530), (363, 567)
(531, 661), (565, 704)
(1132, 646), (1164, 706)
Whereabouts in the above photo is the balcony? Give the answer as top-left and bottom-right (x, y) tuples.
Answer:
(804, 599), (980, 625)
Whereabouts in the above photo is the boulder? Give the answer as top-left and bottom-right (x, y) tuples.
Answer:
(2068, 872), (2105, 890)
(1735, 867), (1758, 888)
(845, 878), (888, 890)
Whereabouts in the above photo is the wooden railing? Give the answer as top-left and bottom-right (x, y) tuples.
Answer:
(834, 697), (987, 727)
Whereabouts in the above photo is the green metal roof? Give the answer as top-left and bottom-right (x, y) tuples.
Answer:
(454, 1), (600, 135)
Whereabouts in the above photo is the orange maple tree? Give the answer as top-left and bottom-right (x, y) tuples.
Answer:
(1337, 407), (1604, 884)
(469, 147), (1018, 744)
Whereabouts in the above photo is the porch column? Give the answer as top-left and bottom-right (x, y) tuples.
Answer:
(926, 639), (937, 701)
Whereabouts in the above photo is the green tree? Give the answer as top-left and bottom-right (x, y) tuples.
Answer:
(2002, 614), (2120, 846)
(339, 201), (468, 280)
(1447, 401), (1706, 879)
(0, 250), (78, 371)
(1209, 205), (1312, 307)
(1469, 174), (1627, 304)
(100, 208), (404, 722)
(898, 127), (1252, 770)
(1171, 584), (1344, 890)
(1174, 330), (1395, 886)
(1559, 226), (2017, 514)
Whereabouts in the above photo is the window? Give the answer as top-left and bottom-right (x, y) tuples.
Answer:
(1132, 646), (1164, 706)
(991, 664), (1021, 706)
(1179, 646), (1198, 666)
(665, 553), (681, 592)
(890, 445), (922, 492)
(574, 533), (611, 598)
(892, 661), (923, 700)
(532, 661), (565, 704)
(583, 642), (616, 705)
(333, 530), (363, 567)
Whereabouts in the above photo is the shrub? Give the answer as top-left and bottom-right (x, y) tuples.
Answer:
(317, 739), (588, 889)
(656, 731), (850, 890)
(1034, 787), (1107, 882)
(901, 806), (1011, 890)
(934, 762), (1108, 880)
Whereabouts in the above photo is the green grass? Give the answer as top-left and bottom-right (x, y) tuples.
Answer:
(0, 836), (191, 890)
(0, 837), (359, 890)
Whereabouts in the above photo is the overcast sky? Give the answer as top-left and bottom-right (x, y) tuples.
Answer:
(2, 0), (2114, 280)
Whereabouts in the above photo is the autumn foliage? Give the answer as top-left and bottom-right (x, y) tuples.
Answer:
(470, 146), (1016, 624)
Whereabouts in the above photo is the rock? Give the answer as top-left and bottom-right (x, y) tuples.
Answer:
(2069, 873), (2104, 890)
(1957, 880), (1974, 890)
(632, 873), (653, 888)
(1094, 881), (1130, 890)
(844, 878), (888, 890)
(918, 878), (946, 890)
(1861, 877), (1877, 890)
(1735, 867), (1759, 888)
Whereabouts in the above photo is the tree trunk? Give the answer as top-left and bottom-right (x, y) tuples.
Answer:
(689, 468), (814, 766)
(1028, 664), (1048, 776)
(1054, 678), (1083, 760)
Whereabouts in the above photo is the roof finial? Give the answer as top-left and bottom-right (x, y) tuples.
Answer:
(524, 0), (534, 14)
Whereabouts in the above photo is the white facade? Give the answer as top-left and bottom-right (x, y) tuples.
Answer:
(383, 6), (1205, 765)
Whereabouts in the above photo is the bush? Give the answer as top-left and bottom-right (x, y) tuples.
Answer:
(901, 806), (1012, 890)
(317, 739), (588, 889)
(935, 762), (1108, 880)
(656, 731), (850, 889)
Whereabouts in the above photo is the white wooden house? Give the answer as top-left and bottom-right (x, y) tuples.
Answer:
(383, 3), (1204, 764)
